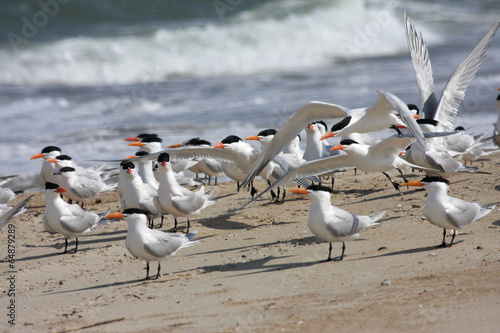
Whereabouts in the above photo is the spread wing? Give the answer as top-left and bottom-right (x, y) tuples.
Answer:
(404, 12), (438, 116)
(240, 101), (348, 190)
(434, 20), (500, 131)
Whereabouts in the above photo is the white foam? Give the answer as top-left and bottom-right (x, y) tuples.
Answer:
(0, 0), (441, 86)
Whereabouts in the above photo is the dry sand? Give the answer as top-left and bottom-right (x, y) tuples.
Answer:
(2, 158), (500, 333)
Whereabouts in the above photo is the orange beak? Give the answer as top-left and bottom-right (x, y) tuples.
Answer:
(307, 124), (314, 130)
(413, 114), (419, 119)
(124, 136), (138, 142)
(105, 212), (126, 219)
(213, 142), (226, 149)
(289, 188), (310, 194)
(125, 154), (137, 159)
(46, 158), (58, 163)
(30, 153), (44, 160)
(320, 131), (335, 141)
(244, 135), (261, 141)
(330, 144), (344, 151)
(401, 180), (424, 187)
(398, 152), (405, 156)
(167, 143), (183, 148)
(128, 141), (145, 147)
(161, 161), (168, 167)
(126, 168), (133, 174)
(56, 187), (67, 193)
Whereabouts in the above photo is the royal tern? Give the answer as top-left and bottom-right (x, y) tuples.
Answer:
(0, 195), (33, 232)
(105, 208), (199, 280)
(126, 151), (159, 192)
(30, 146), (62, 183)
(51, 166), (115, 207)
(154, 153), (215, 232)
(240, 94), (400, 190)
(43, 182), (109, 253)
(404, 13), (500, 131)
(382, 90), (475, 173)
(319, 92), (403, 141)
(290, 185), (385, 261)
(119, 161), (163, 228)
(402, 176), (496, 247)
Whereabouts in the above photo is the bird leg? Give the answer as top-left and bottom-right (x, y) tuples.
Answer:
(326, 243), (333, 262)
(449, 230), (457, 247)
(382, 172), (401, 193)
(145, 262), (151, 280)
(186, 217), (190, 233)
(74, 237), (79, 253)
(436, 228), (448, 248)
(390, 125), (404, 136)
(155, 262), (162, 279)
(174, 218), (178, 232)
(159, 215), (164, 228)
(333, 242), (345, 261)
(396, 168), (409, 183)
(249, 182), (258, 198)
(62, 238), (69, 254)
(214, 177), (218, 186)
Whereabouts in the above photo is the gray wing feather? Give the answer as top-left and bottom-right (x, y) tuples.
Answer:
(240, 102), (348, 189)
(435, 20), (500, 131)
(0, 195), (33, 232)
(143, 233), (187, 258)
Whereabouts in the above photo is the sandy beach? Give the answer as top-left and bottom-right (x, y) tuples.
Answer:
(2, 158), (500, 332)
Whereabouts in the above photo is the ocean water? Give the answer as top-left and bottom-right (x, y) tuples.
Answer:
(1, 0), (500, 177)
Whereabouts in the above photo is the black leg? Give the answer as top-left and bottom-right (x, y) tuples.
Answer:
(396, 168), (409, 183)
(155, 262), (161, 279)
(68, 199), (73, 205)
(382, 172), (401, 193)
(63, 238), (68, 254)
(237, 182), (240, 192)
(74, 237), (78, 253)
(215, 177), (218, 186)
(250, 182), (257, 198)
(159, 216), (164, 228)
(327, 243), (333, 261)
(186, 217), (190, 233)
(333, 242), (345, 261)
(145, 262), (151, 280)
(80, 202), (84, 209)
(270, 189), (277, 201)
(331, 177), (335, 191)
(390, 125), (404, 136)
(437, 229), (448, 248)
(174, 218), (178, 232)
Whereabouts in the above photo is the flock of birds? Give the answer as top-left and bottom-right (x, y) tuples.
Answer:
(2, 14), (500, 280)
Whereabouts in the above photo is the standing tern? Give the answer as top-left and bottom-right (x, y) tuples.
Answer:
(402, 176), (496, 247)
(30, 146), (62, 184)
(105, 208), (199, 280)
(119, 161), (163, 228)
(43, 182), (109, 253)
(154, 153), (215, 232)
(290, 185), (385, 261)
(404, 13), (500, 131)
